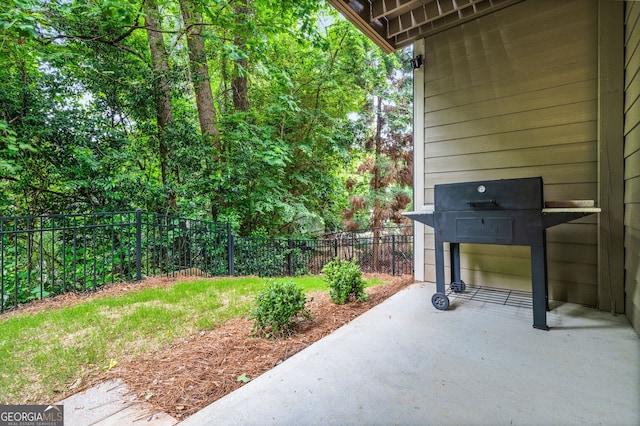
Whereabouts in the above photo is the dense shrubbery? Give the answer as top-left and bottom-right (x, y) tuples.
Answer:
(321, 258), (368, 304)
(249, 280), (312, 338)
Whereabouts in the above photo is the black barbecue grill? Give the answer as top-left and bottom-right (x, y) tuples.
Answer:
(404, 177), (600, 330)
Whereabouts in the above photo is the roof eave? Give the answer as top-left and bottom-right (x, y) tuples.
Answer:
(326, 0), (396, 53)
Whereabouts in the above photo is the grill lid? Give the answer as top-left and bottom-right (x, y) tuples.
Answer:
(434, 177), (543, 211)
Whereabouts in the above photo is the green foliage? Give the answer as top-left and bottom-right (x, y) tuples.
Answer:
(236, 373), (251, 383)
(249, 280), (312, 338)
(321, 257), (368, 304)
(0, 0), (409, 238)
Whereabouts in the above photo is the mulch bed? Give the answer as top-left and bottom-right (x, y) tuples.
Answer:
(105, 274), (414, 420)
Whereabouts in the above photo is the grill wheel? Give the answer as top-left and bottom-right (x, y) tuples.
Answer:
(431, 293), (449, 310)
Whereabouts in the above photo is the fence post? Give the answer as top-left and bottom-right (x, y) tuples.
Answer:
(227, 223), (235, 276)
(287, 239), (293, 276)
(333, 238), (338, 258)
(392, 234), (396, 276)
(135, 210), (142, 281)
(26, 217), (32, 297)
(351, 233), (355, 261)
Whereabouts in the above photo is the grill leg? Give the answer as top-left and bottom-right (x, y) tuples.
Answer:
(450, 243), (461, 284)
(432, 239), (450, 310)
(531, 244), (549, 330)
(434, 240), (446, 294)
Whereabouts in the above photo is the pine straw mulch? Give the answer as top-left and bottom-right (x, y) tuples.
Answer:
(102, 274), (414, 420)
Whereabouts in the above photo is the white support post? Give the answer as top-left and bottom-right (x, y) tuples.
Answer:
(413, 39), (426, 282)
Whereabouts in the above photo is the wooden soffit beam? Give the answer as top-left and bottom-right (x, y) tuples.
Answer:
(327, 0), (524, 52)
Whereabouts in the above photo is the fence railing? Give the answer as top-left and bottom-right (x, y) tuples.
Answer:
(0, 211), (413, 312)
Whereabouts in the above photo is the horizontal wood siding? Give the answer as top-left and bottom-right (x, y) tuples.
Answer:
(421, 0), (598, 304)
(625, 0), (640, 333)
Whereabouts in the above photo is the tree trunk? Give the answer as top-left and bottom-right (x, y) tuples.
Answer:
(144, 0), (176, 209)
(179, 0), (220, 147)
(371, 96), (383, 272)
(232, 2), (250, 112)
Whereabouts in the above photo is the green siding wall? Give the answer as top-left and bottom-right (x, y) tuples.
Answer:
(421, 0), (599, 304)
(625, 1), (640, 333)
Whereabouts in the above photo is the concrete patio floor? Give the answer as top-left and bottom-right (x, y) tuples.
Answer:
(180, 282), (640, 426)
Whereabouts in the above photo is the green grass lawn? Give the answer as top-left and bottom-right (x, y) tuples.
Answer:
(0, 275), (384, 404)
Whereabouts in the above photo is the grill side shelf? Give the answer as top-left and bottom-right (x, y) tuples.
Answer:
(402, 211), (434, 227)
(542, 208), (601, 228)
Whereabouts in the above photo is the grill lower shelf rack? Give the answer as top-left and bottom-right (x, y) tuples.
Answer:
(404, 177), (600, 330)
(447, 284), (534, 310)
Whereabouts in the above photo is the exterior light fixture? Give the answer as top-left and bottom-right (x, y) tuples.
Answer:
(410, 55), (423, 70)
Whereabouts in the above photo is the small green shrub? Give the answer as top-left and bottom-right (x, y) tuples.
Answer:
(249, 280), (312, 338)
(321, 258), (368, 304)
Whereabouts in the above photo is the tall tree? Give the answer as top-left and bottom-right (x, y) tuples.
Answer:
(144, 0), (175, 208)
(232, 1), (250, 112)
(344, 49), (414, 239)
(178, 0), (220, 146)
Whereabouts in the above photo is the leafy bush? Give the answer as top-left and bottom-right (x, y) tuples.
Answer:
(249, 280), (312, 338)
(321, 258), (368, 304)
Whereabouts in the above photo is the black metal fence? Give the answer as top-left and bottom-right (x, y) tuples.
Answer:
(0, 211), (413, 312)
